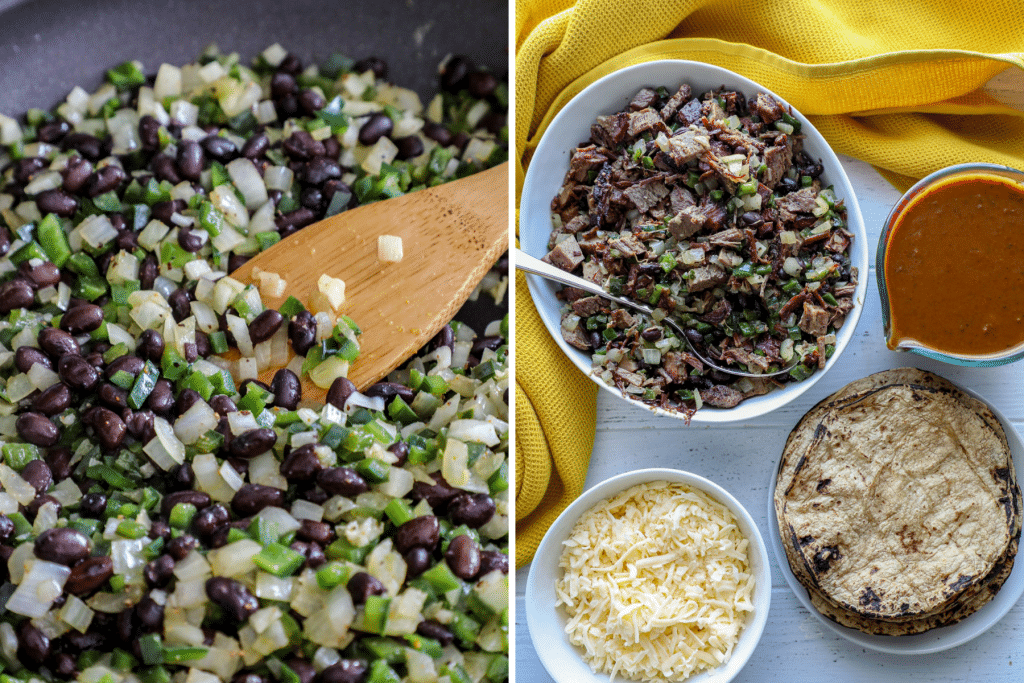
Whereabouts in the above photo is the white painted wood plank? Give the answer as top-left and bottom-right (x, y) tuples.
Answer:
(515, 156), (1024, 681)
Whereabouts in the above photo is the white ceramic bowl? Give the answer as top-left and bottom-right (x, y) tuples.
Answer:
(526, 467), (772, 683)
(519, 60), (869, 422)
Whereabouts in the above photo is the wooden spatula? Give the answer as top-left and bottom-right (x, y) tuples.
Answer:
(229, 162), (508, 402)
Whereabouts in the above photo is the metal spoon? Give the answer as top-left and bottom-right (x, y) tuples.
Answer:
(516, 247), (795, 378)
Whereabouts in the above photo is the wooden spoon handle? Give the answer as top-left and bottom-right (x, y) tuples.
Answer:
(230, 162), (509, 401)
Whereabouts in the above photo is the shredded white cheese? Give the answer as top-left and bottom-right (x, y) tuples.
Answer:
(555, 481), (755, 682)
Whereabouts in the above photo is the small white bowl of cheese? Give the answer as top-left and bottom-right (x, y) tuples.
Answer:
(525, 468), (771, 683)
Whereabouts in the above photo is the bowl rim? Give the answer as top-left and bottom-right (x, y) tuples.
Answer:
(525, 466), (772, 683)
(519, 59), (869, 423)
(875, 161), (1024, 367)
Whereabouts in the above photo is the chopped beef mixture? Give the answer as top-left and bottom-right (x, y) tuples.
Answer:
(543, 83), (857, 416)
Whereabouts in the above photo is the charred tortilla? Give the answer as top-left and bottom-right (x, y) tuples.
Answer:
(774, 368), (1021, 634)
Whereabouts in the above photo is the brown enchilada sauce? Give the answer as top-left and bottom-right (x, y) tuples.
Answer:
(884, 173), (1024, 357)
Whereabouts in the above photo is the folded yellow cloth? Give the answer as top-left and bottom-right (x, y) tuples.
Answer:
(515, 0), (1024, 564)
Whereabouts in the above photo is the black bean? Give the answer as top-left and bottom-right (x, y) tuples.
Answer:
(14, 346), (51, 374)
(202, 134), (238, 163)
(241, 131), (269, 159)
(445, 534), (481, 580)
(209, 394), (237, 416)
(282, 130), (324, 160)
(394, 135), (424, 161)
(39, 327), (80, 358)
(298, 188), (322, 211)
(431, 323), (455, 351)
(410, 473), (461, 511)
(35, 188), (78, 217)
(34, 527), (90, 565)
(248, 309), (284, 344)
(79, 492), (107, 518)
(13, 156), (47, 183)
(288, 310), (317, 356)
(63, 132), (103, 160)
(346, 571), (385, 606)
(298, 88), (327, 115)
(166, 535), (198, 561)
(136, 592), (164, 632)
(178, 226), (204, 252)
(173, 389), (201, 417)
(299, 486), (329, 505)
(303, 157), (342, 186)
(278, 53), (303, 74)
(641, 327), (663, 342)
(275, 207), (317, 234)
(143, 379), (174, 416)
(151, 198), (185, 225)
(270, 369), (301, 410)
(91, 407), (127, 450)
(22, 261), (61, 288)
(270, 72), (298, 98)
(193, 503), (230, 541)
(467, 71), (498, 99)
(66, 555), (114, 595)
(134, 328), (165, 365)
(422, 121), (453, 147)
(387, 441), (409, 467)
(24, 493), (60, 521)
(98, 383), (129, 410)
(0, 545), (11, 578)
(354, 56), (388, 79)
(16, 412), (59, 447)
(125, 408), (156, 442)
(160, 490), (212, 517)
(176, 140), (205, 182)
(0, 516), (13, 544)
(480, 111), (506, 136)
(139, 251), (158, 289)
(228, 253), (250, 272)
(0, 278), (35, 314)
(394, 515), (440, 554)
(17, 621), (50, 666)
(404, 547), (431, 578)
(139, 115), (160, 150)
(296, 520), (333, 546)
(152, 153), (181, 184)
(58, 354), (98, 391)
(232, 484), (285, 516)
(31, 382), (71, 416)
(37, 119), (71, 144)
(416, 620), (455, 646)
(105, 353), (143, 379)
(168, 288), (191, 322)
(358, 113), (393, 146)
(364, 381), (415, 403)
(479, 550), (509, 575)
(317, 466), (368, 497)
(182, 341), (198, 363)
(440, 55), (472, 92)
(471, 335), (504, 354)
(448, 493), (496, 529)
(61, 155), (94, 193)
(279, 443), (323, 483)
(276, 93), (299, 118)
(41, 448), (71, 483)
(87, 164), (126, 197)
(291, 539), (326, 569)
(287, 659), (317, 683)
(60, 304), (104, 334)
(230, 428), (278, 459)
(321, 661), (369, 683)
(54, 653), (78, 678)
(325, 376), (356, 411)
(165, 463), (194, 493)
(20, 459), (52, 494)
(206, 576), (259, 621)
(144, 554), (176, 587)
(149, 520), (171, 541)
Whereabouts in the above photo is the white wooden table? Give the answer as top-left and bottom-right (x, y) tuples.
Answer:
(514, 156), (1024, 681)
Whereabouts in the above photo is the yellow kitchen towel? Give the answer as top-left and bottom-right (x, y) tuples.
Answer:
(515, 0), (1024, 564)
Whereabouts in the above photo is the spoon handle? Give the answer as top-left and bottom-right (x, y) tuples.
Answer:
(514, 248), (654, 316)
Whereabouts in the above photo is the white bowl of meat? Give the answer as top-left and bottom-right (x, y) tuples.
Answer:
(518, 60), (868, 422)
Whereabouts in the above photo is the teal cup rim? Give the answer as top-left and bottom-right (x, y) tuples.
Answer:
(876, 162), (1024, 367)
